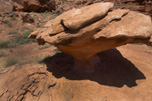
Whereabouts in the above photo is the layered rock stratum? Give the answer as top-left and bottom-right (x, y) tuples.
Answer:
(30, 2), (152, 72)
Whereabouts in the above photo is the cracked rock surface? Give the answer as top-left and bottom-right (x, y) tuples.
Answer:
(0, 65), (57, 101)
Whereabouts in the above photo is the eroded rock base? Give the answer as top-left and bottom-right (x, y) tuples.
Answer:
(73, 55), (100, 73)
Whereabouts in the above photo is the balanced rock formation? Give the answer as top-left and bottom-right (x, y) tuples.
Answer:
(11, 0), (55, 12)
(30, 2), (152, 72)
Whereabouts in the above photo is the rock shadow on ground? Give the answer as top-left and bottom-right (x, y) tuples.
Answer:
(42, 48), (146, 88)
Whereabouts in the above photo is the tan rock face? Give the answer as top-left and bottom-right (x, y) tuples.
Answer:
(30, 2), (152, 72)
(11, 0), (55, 12)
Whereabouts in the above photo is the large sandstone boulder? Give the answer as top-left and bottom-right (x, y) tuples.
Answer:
(30, 2), (152, 72)
(11, 0), (55, 12)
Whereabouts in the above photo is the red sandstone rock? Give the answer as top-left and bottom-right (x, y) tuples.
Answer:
(30, 2), (152, 72)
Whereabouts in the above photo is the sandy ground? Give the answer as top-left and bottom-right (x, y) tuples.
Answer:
(41, 44), (152, 101)
(0, 44), (152, 101)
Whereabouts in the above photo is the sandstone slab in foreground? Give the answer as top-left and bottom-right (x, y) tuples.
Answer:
(30, 2), (152, 72)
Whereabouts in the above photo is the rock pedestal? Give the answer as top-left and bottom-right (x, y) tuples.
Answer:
(73, 55), (100, 73)
(30, 2), (152, 72)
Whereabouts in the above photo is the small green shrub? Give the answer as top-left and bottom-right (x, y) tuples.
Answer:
(7, 39), (18, 48)
(8, 31), (18, 35)
(35, 56), (43, 64)
(8, 23), (13, 27)
(34, 56), (51, 64)
(0, 29), (3, 33)
(132, 43), (144, 45)
(40, 12), (52, 17)
(4, 19), (10, 24)
(0, 51), (6, 57)
(0, 58), (2, 62)
(21, 27), (28, 32)
(9, 49), (13, 52)
(3, 57), (18, 68)
(0, 30), (36, 49)
(0, 40), (9, 48)
(38, 44), (50, 50)
(0, 39), (17, 49)
(13, 30), (36, 45)
(20, 18), (23, 20)
(35, 23), (40, 28)
(53, 48), (60, 53)
(3, 19), (13, 27)
(50, 14), (58, 20)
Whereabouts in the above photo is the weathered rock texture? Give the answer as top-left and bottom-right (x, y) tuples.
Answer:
(1, 45), (152, 101)
(30, 2), (152, 72)
(0, 65), (57, 100)
(11, 0), (55, 12)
